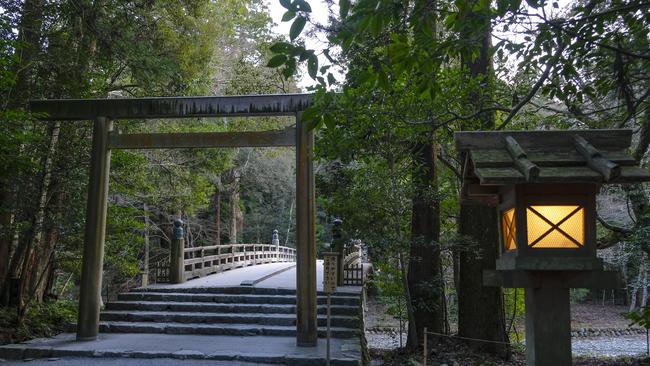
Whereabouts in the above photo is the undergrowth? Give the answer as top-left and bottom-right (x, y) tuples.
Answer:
(0, 300), (77, 345)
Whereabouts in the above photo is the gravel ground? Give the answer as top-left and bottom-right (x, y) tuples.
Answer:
(572, 334), (649, 357)
(366, 331), (407, 350)
(367, 331), (649, 357)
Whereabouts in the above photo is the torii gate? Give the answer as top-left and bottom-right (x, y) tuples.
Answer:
(30, 94), (319, 347)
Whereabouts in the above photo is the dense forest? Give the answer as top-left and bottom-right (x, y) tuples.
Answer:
(0, 0), (305, 340)
(1, 0), (650, 361)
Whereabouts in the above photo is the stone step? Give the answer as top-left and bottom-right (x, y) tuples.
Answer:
(106, 300), (359, 316)
(117, 292), (361, 306)
(100, 310), (361, 328)
(131, 286), (359, 297)
(97, 321), (360, 338)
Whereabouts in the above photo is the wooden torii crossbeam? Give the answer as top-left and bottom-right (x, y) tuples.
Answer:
(31, 93), (319, 347)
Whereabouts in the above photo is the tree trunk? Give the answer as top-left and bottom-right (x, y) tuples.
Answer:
(0, 190), (12, 289)
(285, 198), (294, 246)
(229, 170), (242, 244)
(230, 190), (239, 244)
(640, 266), (648, 309)
(456, 0), (509, 356)
(6, 0), (44, 109)
(214, 187), (221, 246)
(630, 268), (643, 311)
(29, 185), (63, 303)
(142, 203), (150, 287)
(407, 137), (444, 350)
(458, 204), (508, 355)
(4, 122), (60, 308)
(0, 0), (45, 304)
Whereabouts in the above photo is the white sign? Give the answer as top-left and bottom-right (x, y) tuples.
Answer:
(322, 253), (338, 294)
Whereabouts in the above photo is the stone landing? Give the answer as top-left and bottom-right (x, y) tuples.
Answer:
(0, 333), (362, 365)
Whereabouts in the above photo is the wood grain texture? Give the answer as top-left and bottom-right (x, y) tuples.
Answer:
(456, 129), (632, 151)
(31, 93), (312, 120)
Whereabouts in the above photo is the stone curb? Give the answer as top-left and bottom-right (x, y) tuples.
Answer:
(571, 327), (646, 338)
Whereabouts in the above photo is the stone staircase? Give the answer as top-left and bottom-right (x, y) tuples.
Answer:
(97, 286), (363, 339)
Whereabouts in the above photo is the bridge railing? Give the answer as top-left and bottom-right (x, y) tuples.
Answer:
(330, 219), (366, 286)
(167, 221), (295, 283)
(183, 243), (296, 280)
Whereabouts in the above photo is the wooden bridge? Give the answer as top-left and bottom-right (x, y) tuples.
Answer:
(151, 240), (297, 284)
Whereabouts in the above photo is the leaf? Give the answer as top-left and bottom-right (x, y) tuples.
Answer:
(324, 113), (336, 129)
(267, 54), (287, 68)
(296, 0), (312, 12)
(302, 107), (319, 125)
(369, 17), (382, 37)
(282, 58), (297, 78)
(525, 0), (540, 8)
(282, 67), (294, 79)
(290, 16), (307, 41)
(327, 73), (336, 85)
(299, 49), (314, 62)
(307, 54), (319, 79)
(282, 11), (296, 22)
(269, 42), (293, 53)
(279, 0), (291, 9)
(339, 0), (350, 18)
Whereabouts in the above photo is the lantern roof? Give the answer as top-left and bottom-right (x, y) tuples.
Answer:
(455, 129), (650, 186)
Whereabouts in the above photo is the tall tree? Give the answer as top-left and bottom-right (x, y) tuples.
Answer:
(456, 0), (508, 355)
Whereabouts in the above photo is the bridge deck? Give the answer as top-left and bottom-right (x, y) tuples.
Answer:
(149, 260), (361, 293)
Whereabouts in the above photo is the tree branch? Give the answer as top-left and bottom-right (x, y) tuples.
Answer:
(437, 147), (461, 179)
(497, 45), (564, 130)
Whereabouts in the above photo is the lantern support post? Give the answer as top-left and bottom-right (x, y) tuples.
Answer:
(524, 287), (571, 366)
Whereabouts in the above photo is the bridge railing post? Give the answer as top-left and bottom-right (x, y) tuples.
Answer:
(170, 219), (185, 284)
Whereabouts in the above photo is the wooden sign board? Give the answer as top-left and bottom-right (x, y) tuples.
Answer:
(322, 252), (338, 294)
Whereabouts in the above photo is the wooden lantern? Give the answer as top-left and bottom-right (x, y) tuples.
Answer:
(495, 183), (600, 271)
(455, 129), (650, 366)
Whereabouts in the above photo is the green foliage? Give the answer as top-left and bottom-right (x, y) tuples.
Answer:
(570, 288), (591, 304)
(375, 262), (408, 322)
(0, 300), (77, 344)
(503, 288), (525, 341)
(627, 307), (650, 330)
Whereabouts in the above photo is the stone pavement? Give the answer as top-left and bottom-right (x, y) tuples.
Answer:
(0, 333), (362, 365)
(0, 358), (274, 366)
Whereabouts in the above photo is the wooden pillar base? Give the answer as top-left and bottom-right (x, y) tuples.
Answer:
(525, 287), (571, 366)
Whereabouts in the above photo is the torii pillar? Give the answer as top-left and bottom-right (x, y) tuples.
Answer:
(295, 111), (318, 346)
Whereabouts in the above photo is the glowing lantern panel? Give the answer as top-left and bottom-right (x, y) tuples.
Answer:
(502, 208), (517, 251)
(526, 205), (584, 248)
